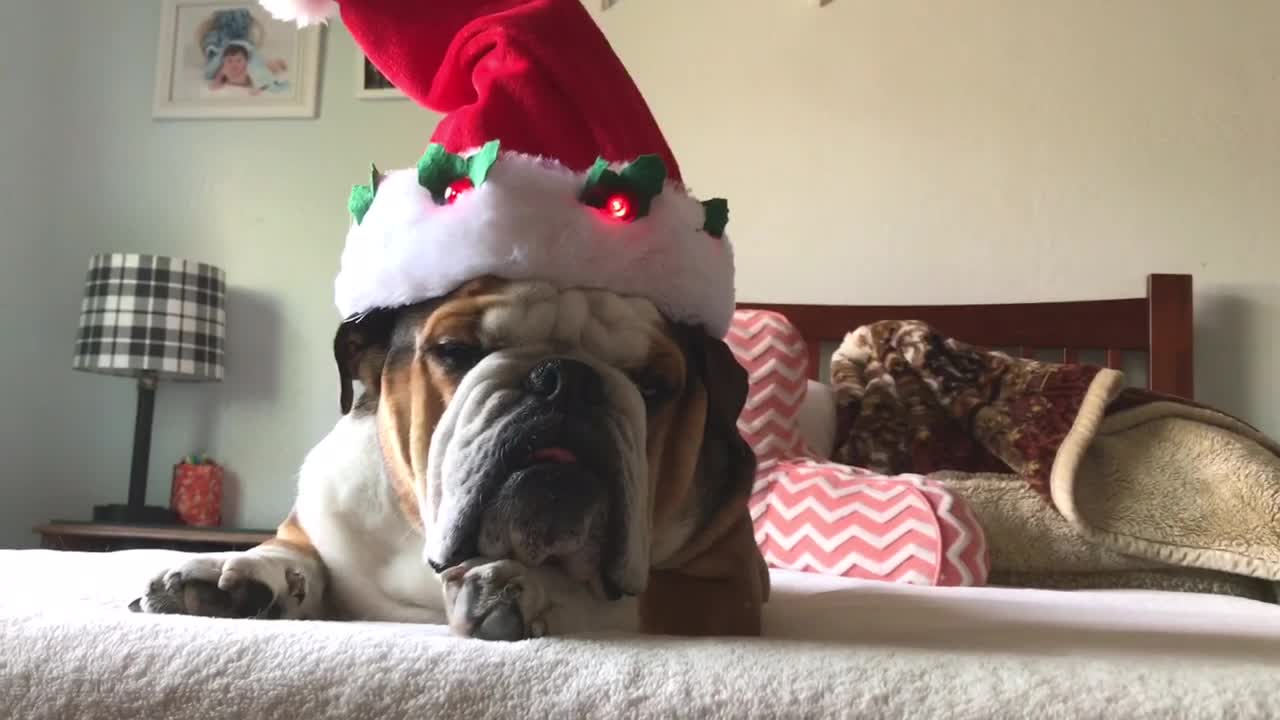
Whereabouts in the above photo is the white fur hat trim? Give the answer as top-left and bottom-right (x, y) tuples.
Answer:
(338, 152), (735, 338)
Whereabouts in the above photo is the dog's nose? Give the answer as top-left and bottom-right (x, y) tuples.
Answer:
(525, 358), (604, 412)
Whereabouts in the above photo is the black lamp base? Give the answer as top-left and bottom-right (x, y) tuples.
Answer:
(93, 372), (183, 527)
(93, 503), (181, 525)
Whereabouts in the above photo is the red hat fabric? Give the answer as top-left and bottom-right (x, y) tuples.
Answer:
(343, 0), (682, 179)
(261, 0), (736, 337)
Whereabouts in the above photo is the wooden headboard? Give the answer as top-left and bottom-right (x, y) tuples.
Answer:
(737, 273), (1194, 400)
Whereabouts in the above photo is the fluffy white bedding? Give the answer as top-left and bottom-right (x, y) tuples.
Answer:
(3, 548), (1279, 719)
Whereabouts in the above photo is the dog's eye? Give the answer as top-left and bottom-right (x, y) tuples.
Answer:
(633, 373), (673, 408)
(427, 340), (487, 373)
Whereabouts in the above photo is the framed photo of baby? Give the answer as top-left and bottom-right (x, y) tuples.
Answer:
(152, 0), (323, 119)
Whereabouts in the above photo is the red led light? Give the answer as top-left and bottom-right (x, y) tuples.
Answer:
(604, 193), (634, 221)
(444, 178), (474, 204)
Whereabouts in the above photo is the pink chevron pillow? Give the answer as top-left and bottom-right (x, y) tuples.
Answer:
(726, 309), (989, 586)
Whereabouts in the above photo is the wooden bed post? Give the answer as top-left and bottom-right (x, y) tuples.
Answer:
(1147, 273), (1195, 399)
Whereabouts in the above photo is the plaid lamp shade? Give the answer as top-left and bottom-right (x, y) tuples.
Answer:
(72, 253), (226, 382)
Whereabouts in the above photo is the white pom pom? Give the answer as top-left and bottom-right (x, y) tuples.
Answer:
(258, 0), (339, 27)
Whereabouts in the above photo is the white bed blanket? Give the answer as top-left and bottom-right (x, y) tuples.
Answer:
(3, 549), (1280, 719)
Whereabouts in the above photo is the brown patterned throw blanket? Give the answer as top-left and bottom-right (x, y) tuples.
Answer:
(829, 320), (1280, 586)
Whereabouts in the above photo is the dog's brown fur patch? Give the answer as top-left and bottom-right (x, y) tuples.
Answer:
(639, 324), (769, 636)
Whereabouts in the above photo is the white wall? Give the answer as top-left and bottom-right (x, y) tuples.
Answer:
(0, 2), (62, 548)
(591, 0), (1279, 426)
(0, 0), (1276, 545)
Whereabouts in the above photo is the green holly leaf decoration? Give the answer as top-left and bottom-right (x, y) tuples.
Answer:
(701, 198), (729, 238)
(348, 163), (382, 224)
(619, 155), (666, 199)
(467, 140), (501, 187)
(417, 145), (468, 203)
(584, 157), (612, 196)
(417, 140), (502, 204)
(580, 154), (668, 219)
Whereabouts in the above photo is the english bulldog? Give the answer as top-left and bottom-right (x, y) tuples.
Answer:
(131, 277), (769, 639)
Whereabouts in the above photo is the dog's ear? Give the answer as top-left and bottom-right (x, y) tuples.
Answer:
(332, 309), (398, 414)
(640, 325), (769, 636)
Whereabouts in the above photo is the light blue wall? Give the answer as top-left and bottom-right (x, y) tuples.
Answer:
(0, 2), (60, 548)
(0, 2), (437, 545)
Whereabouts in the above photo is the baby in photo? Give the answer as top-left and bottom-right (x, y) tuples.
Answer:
(201, 8), (290, 95)
(209, 41), (288, 95)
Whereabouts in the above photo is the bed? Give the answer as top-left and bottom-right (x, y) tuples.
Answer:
(739, 272), (1194, 397)
(5, 273), (1280, 720)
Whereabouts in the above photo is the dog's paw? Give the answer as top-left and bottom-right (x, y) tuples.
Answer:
(442, 558), (550, 641)
(129, 552), (312, 619)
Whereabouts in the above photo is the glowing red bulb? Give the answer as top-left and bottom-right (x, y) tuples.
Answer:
(444, 178), (474, 204)
(604, 193), (634, 221)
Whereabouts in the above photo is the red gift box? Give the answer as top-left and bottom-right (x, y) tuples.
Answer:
(171, 461), (223, 527)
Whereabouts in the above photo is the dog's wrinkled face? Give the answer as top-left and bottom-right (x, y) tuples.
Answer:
(335, 277), (759, 610)
(421, 279), (678, 600)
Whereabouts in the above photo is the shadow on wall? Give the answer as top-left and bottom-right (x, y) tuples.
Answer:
(213, 286), (283, 528)
(218, 465), (247, 531)
(222, 286), (285, 411)
(1196, 289), (1256, 424)
(167, 285), (284, 442)
(150, 285), (284, 510)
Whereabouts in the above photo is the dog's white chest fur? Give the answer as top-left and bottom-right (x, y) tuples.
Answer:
(295, 413), (445, 622)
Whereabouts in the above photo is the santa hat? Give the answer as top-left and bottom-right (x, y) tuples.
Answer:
(261, 0), (735, 337)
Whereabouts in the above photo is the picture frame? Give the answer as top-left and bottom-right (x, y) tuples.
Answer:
(356, 54), (406, 100)
(152, 0), (323, 120)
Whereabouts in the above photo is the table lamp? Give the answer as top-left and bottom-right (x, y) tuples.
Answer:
(72, 253), (226, 525)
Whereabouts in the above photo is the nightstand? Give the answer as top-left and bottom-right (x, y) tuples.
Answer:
(34, 521), (274, 552)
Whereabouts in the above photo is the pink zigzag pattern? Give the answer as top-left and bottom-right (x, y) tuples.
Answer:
(726, 310), (810, 460)
(726, 310), (990, 587)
